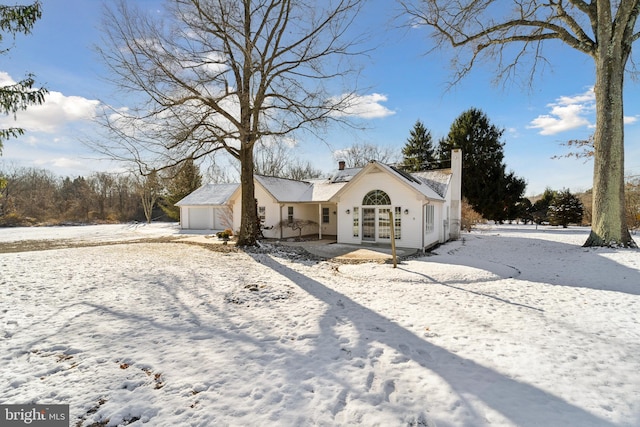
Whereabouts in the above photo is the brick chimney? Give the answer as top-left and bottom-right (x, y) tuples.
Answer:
(338, 160), (346, 171)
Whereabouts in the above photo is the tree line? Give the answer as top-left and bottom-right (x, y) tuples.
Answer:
(0, 158), (203, 226)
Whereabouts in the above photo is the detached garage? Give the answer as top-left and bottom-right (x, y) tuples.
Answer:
(175, 183), (238, 230)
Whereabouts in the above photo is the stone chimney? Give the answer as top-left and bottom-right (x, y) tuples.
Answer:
(449, 148), (462, 240)
(338, 160), (346, 171)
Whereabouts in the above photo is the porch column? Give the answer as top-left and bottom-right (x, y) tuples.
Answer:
(318, 204), (323, 240)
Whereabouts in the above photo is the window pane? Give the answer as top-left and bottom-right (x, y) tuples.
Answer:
(322, 207), (330, 223)
(353, 207), (359, 237)
(378, 208), (390, 238)
(394, 206), (401, 239)
(425, 205), (434, 233)
(362, 190), (391, 206)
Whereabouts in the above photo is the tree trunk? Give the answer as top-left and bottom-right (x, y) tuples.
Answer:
(235, 0), (259, 248)
(584, 40), (636, 247)
(236, 146), (259, 246)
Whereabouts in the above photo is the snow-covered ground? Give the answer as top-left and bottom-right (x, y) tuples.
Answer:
(1, 223), (639, 427)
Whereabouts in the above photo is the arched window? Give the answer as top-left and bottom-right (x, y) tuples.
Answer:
(362, 190), (391, 206)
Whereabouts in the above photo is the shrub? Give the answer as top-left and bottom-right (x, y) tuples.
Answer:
(461, 198), (485, 232)
(0, 213), (35, 227)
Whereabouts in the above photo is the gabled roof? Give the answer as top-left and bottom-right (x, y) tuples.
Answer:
(331, 161), (449, 201)
(177, 164), (452, 206)
(175, 183), (239, 206)
(376, 162), (448, 200)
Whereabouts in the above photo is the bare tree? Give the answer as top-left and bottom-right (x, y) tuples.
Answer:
(254, 139), (323, 179)
(254, 140), (295, 178)
(137, 170), (162, 224)
(336, 142), (400, 167)
(401, 0), (639, 248)
(552, 134), (595, 161)
(96, 0), (368, 246)
(277, 217), (318, 240)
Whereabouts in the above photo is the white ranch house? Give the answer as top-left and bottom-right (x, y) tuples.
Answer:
(176, 149), (462, 250)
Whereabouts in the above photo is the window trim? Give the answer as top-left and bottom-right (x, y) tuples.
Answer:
(322, 207), (330, 224)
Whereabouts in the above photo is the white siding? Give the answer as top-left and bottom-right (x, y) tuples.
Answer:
(277, 204), (320, 239)
(423, 201), (444, 248)
(319, 204), (337, 236)
(335, 169), (425, 249)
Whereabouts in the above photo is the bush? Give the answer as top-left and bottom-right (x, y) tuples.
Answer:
(461, 198), (485, 232)
(0, 213), (36, 227)
(216, 229), (235, 240)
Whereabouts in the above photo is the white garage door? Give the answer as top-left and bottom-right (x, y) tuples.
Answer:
(188, 207), (212, 229)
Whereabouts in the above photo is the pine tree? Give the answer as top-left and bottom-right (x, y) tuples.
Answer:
(438, 108), (525, 220)
(530, 188), (557, 225)
(161, 158), (202, 221)
(0, 1), (47, 150)
(549, 189), (584, 228)
(401, 120), (436, 171)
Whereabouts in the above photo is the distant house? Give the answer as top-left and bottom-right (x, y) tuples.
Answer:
(176, 149), (462, 250)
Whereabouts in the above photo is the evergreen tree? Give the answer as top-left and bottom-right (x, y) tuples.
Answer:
(530, 188), (556, 225)
(549, 189), (584, 228)
(501, 171), (527, 222)
(161, 158), (202, 221)
(438, 108), (525, 220)
(401, 120), (436, 171)
(514, 197), (533, 224)
(0, 1), (47, 150)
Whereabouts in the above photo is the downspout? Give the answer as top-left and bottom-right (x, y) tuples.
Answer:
(421, 201), (426, 252)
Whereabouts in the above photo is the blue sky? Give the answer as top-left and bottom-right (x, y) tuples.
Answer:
(1, 0), (639, 196)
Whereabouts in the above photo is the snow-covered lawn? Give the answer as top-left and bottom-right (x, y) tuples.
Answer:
(1, 223), (639, 426)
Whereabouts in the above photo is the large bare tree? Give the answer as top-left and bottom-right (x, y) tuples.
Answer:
(401, 0), (639, 247)
(96, 0), (367, 246)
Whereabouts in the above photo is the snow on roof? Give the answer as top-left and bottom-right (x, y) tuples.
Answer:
(411, 170), (452, 198)
(368, 162), (448, 200)
(305, 179), (348, 201)
(177, 164), (452, 206)
(175, 183), (239, 206)
(255, 175), (314, 202)
(328, 167), (360, 183)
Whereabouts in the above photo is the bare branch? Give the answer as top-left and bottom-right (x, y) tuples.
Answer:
(94, 0), (368, 245)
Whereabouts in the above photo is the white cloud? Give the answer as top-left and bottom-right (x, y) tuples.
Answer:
(331, 93), (395, 119)
(0, 71), (100, 133)
(0, 71), (14, 86)
(33, 156), (88, 170)
(624, 115), (638, 125)
(528, 87), (595, 135)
